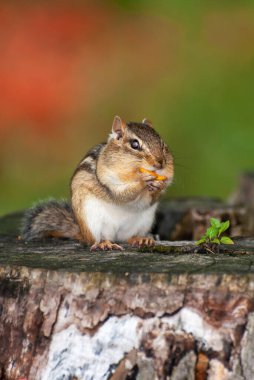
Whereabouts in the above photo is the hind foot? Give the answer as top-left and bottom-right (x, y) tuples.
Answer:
(90, 240), (124, 252)
(128, 236), (155, 248)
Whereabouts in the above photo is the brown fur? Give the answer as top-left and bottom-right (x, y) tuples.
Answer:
(22, 116), (174, 247)
(21, 200), (81, 241)
(95, 122), (174, 205)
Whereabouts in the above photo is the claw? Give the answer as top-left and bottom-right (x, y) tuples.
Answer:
(90, 240), (124, 252)
(141, 174), (157, 182)
(146, 180), (164, 192)
(128, 236), (155, 248)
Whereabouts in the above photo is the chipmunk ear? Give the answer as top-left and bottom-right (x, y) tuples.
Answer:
(142, 118), (153, 128)
(112, 115), (126, 139)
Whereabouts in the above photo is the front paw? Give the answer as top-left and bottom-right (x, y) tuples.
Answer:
(146, 179), (166, 192)
(141, 174), (165, 191)
(141, 173), (156, 183)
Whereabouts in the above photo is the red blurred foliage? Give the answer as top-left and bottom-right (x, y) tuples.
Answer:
(0, 4), (108, 134)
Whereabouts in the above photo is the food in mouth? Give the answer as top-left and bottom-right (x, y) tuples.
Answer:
(140, 167), (167, 181)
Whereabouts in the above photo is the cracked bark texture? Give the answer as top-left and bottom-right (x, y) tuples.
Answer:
(1, 267), (254, 380)
(1, 203), (254, 380)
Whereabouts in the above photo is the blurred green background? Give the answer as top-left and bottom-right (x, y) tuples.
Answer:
(0, 0), (254, 215)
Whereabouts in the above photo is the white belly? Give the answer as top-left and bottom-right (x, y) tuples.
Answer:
(83, 196), (157, 242)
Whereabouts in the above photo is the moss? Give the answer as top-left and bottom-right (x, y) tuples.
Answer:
(138, 244), (195, 254)
(1, 212), (254, 275)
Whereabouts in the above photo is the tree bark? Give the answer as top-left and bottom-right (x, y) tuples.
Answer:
(1, 182), (254, 380)
(1, 261), (254, 380)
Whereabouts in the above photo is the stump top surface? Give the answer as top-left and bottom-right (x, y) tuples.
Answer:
(1, 211), (254, 274)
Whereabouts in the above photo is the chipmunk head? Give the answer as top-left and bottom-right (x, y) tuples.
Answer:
(97, 116), (174, 197)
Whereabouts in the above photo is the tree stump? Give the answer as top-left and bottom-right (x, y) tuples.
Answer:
(1, 207), (254, 380)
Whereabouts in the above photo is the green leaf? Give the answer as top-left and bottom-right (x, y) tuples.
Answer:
(211, 238), (220, 244)
(219, 220), (230, 236)
(210, 218), (221, 228)
(195, 237), (206, 245)
(206, 226), (219, 240)
(220, 236), (234, 245)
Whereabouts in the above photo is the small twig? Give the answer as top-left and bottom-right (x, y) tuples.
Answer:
(204, 245), (215, 254)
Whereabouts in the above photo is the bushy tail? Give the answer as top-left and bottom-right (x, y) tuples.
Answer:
(21, 199), (81, 241)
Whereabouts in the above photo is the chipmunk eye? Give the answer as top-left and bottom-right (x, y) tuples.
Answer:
(130, 139), (140, 150)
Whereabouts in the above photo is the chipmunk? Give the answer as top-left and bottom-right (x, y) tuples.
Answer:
(22, 116), (174, 251)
